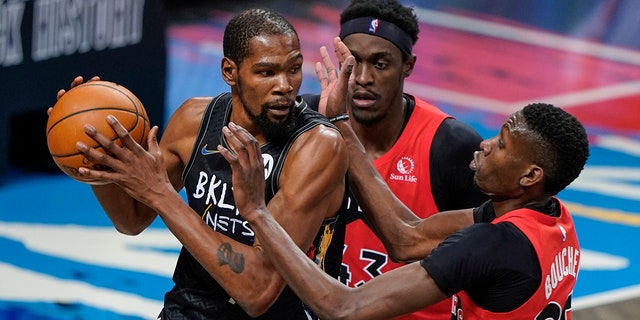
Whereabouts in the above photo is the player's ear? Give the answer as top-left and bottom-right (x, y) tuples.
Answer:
(402, 54), (416, 78)
(221, 57), (238, 86)
(520, 165), (543, 187)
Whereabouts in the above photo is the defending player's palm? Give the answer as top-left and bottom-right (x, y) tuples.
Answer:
(316, 37), (355, 117)
(218, 122), (268, 222)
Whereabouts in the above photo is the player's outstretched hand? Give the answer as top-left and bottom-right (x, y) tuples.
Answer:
(218, 122), (268, 221)
(316, 37), (354, 117)
(76, 116), (173, 206)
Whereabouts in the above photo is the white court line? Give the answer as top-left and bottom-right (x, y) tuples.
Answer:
(413, 7), (640, 66)
(0, 261), (162, 319)
(512, 80), (640, 110)
(596, 134), (640, 157)
(572, 248), (633, 313)
(0, 222), (179, 277)
(403, 82), (513, 114)
(405, 79), (640, 115)
(573, 284), (640, 310)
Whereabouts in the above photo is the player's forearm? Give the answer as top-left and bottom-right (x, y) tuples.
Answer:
(249, 203), (450, 320)
(150, 189), (286, 316)
(247, 207), (357, 319)
(91, 184), (157, 235)
(337, 121), (476, 260)
(334, 121), (424, 254)
(336, 129), (475, 261)
(398, 209), (475, 261)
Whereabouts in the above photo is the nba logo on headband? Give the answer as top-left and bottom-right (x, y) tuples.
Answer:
(340, 17), (413, 56)
(369, 18), (379, 33)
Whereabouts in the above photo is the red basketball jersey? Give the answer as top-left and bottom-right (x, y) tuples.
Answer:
(341, 97), (452, 319)
(451, 200), (579, 320)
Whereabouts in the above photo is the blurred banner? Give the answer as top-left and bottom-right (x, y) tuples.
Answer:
(0, 0), (167, 175)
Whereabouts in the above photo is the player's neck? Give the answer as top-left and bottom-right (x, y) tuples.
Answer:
(230, 103), (267, 145)
(491, 194), (552, 218)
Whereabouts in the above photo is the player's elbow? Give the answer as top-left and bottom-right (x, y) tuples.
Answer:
(113, 223), (145, 236)
(240, 295), (278, 317)
(310, 290), (359, 320)
(386, 247), (404, 263)
(240, 300), (271, 318)
(235, 282), (283, 317)
(387, 246), (415, 263)
(386, 240), (435, 263)
(314, 306), (354, 320)
(110, 209), (155, 235)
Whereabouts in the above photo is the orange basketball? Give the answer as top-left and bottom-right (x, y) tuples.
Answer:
(46, 81), (150, 184)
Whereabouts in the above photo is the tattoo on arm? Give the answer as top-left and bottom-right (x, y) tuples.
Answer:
(217, 242), (245, 273)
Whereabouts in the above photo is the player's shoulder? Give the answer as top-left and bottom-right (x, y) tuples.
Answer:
(435, 118), (483, 147)
(444, 222), (508, 258)
(295, 96), (341, 143)
(287, 119), (346, 169)
(161, 96), (213, 145)
(166, 96), (213, 127)
(440, 116), (481, 135)
(297, 122), (344, 150)
(175, 96), (213, 116)
(409, 95), (478, 138)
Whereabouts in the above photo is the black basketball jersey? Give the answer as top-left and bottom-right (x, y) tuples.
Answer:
(160, 93), (346, 320)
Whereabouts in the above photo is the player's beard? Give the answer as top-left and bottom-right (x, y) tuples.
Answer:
(240, 96), (296, 144)
(348, 93), (386, 126)
(350, 108), (385, 126)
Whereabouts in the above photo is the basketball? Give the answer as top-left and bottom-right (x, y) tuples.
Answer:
(46, 81), (150, 184)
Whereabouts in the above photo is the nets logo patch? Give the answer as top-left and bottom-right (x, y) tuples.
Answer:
(263, 154), (274, 179)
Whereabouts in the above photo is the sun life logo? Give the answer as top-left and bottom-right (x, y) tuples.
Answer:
(396, 156), (414, 175)
(391, 156), (417, 183)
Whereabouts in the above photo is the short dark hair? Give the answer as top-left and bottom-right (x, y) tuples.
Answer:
(340, 0), (419, 46)
(522, 103), (590, 195)
(223, 8), (299, 66)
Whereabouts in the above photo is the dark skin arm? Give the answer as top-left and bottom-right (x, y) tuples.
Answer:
(74, 111), (347, 316)
(75, 114), (348, 315)
(220, 120), (448, 319)
(338, 121), (474, 261)
(60, 73), (348, 317)
(217, 48), (460, 318)
(52, 76), (161, 235)
(316, 38), (475, 261)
